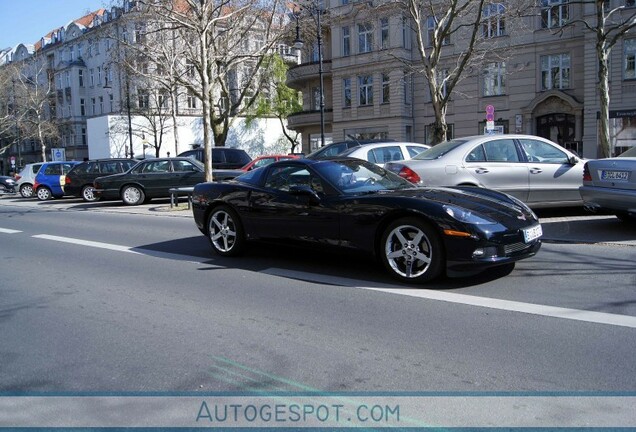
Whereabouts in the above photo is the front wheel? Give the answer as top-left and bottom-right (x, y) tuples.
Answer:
(82, 185), (99, 202)
(36, 186), (52, 201)
(20, 183), (34, 198)
(207, 205), (245, 257)
(380, 217), (444, 284)
(121, 185), (145, 205)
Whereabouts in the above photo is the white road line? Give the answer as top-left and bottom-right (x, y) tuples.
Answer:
(0, 228), (22, 234)
(31, 234), (209, 264)
(263, 268), (636, 329)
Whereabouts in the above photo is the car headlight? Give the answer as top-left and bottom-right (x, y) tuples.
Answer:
(443, 204), (496, 225)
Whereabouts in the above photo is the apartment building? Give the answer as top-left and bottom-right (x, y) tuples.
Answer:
(287, 0), (636, 158)
(1, 0), (297, 173)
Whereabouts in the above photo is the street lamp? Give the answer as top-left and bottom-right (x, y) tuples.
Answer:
(293, 2), (325, 148)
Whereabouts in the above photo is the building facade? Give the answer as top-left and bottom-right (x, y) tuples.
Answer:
(286, 0), (636, 158)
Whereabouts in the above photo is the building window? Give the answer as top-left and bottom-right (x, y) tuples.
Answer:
(135, 23), (146, 44)
(158, 91), (168, 109)
(483, 62), (506, 96)
(482, 3), (505, 38)
(80, 98), (85, 116)
(438, 69), (449, 97)
(541, 0), (568, 29)
(343, 77), (352, 107)
(381, 73), (390, 103)
(187, 90), (197, 109)
(138, 89), (149, 109)
(312, 86), (321, 110)
(97, 67), (102, 85)
(78, 70), (84, 87)
(109, 94), (114, 112)
(99, 96), (104, 114)
(358, 75), (373, 106)
(624, 39), (636, 79)
(91, 98), (96, 115)
(380, 18), (389, 49)
(358, 23), (373, 53)
(90, 69), (95, 86)
(186, 59), (195, 77)
(65, 71), (71, 87)
(81, 127), (87, 146)
(427, 16), (450, 46)
(402, 17), (411, 49)
(541, 53), (570, 89)
(342, 26), (350, 57)
(403, 73), (412, 105)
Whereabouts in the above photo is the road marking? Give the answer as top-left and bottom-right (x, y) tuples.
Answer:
(0, 228), (22, 234)
(31, 234), (209, 264)
(264, 268), (636, 329)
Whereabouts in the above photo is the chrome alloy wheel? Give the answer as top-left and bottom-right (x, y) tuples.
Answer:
(209, 209), (238, 253)
(384, 223), (434, 279)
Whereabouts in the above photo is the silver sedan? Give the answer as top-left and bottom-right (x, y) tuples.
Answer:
(385, 134), (585, 208)
(579, 146), (636, 222)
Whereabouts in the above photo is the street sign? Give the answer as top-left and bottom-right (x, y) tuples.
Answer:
(10, 156), (15, 166)
(485, 105), (495, 131)
(51, 148), (66, 161)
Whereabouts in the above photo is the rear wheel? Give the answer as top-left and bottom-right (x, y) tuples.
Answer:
(81, 185), (99, 202)
(207, 205), (245, 257)
(36, 186), (52, 201)
(121, 185), (145, 206)
(380, 217), (444, 284)
(20, 183), (33, 198)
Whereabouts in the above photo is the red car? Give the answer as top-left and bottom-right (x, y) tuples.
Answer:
(240, 154), (300, 171)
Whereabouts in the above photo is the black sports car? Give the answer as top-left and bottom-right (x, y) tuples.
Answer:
(191, 158), (542, 284)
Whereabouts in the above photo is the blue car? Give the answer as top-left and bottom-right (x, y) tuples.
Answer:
(33, 161), (80, 200)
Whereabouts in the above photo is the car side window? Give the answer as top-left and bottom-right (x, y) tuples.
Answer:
(466, 145), (486, 162)
(211, 150), (224, 164)
(519, 139), (568, 164)
(44, 164), (62, 175)
(99, 162), (119, 174)
(172, 160), (198, 172)
(369, 146), (402, 164)
(264, 165), (323, 193)
(407, 146), (425, 158)
(142, 161), (170, 173)
(253, 158), (274, 169)
(483, 139), (519, 162)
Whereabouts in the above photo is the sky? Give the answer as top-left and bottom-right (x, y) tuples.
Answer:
(0, 0), (108, 49)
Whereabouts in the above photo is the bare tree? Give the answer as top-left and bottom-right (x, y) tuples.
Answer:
(397, 0), (533, 144)
(560, 1), (636, 157)
(137, 0), (287, 181)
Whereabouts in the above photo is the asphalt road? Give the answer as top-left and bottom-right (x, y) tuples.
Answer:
(0, 196), (635, 427)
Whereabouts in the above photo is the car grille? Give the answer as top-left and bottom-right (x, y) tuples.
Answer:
(504, 242), (533, 255)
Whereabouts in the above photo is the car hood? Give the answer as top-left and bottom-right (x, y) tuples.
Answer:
(366, 186), (536, 223)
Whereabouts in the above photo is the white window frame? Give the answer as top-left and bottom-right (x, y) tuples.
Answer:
(358, 23), (373, 53)
(342, 26), (350, 57)
(358, 75), (373, 106)
(381, 72), (390, 103)
(541, 53), (570, 90)
(482, 3), (506, 38)
(624, 39), (636, 80)
(483, 62), (506, 96)
(380, 18), (389, 49)
(541, 0), (568, 29)
(343, 78), (352, 107)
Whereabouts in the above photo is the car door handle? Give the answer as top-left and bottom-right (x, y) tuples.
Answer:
(474, 168), (489, 174)
(530, 168), (543, 174)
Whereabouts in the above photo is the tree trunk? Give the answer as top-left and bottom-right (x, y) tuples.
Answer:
(597, 49), (611, 158)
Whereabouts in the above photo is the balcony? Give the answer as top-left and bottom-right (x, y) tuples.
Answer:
(286, 109), (333, 129)
(286, 60), (332, 89)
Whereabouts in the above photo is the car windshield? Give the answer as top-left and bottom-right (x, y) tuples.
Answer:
(618, 146), (636, 157)
(313, 159), (415, 194)
(411, 139), (468, 160)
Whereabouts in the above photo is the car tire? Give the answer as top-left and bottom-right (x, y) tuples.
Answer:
(207, 205), (245, 257)
(121, 185), (145, 206)
(36, 186), (52, 201)
(82, 185), (99, 202)
(380, 217), (444, 284)
(20, 183), (34, 198)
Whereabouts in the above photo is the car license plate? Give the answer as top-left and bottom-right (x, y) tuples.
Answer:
(522, 224), (542, 243)
(600, 170), (629, 181)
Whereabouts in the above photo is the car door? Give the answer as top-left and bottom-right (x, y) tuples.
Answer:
(518, 138), (582, 205)
(246, 163), (340, 244)
(136, 160), (175, 197)
(462, 138), (529, 201)
(173, 159), (205, 188)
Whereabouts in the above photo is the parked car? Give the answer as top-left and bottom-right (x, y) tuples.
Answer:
(33, 161), (81, 201)
(337, 142), (430, 166)
(0, 176), (16, 194)
(178, 147), (252, 169)
(191, 158), (542, 284)
(240, 154), (300, 171)
(385, 134), (585, 208)
(305, 139), (396, 160)
(14, 163), (43, 198)
(93, 157), (207, 205)
(65, 158), (138, 202)
(579, 146), (636, 222)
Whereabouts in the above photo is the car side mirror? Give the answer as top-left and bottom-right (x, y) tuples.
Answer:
(289, 185), (321, 204)
(568, 155), (579, 165)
